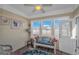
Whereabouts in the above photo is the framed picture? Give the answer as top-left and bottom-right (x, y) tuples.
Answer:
(0, 16), (9, 25)
(11, 19), (22, 29)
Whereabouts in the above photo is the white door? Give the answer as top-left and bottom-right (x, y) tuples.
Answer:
(76, 16), (79, 54)
(59, 20), (76, 54)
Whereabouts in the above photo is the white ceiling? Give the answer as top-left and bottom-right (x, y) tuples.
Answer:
(0, 4), (79, 18)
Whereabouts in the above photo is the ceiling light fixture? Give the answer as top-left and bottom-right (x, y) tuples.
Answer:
(24, 4), (53, 13)
(33, 5), (45, 13)
(35, 5), (42, 11)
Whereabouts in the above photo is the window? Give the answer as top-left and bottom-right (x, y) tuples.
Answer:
(42, 20), (52, 27)
(31, 21), (41, 35)
(61, 20), (71, 37)
(42, 20), (52, 35)
(54, 20), (62, 38)
(32, 21), (41, 28)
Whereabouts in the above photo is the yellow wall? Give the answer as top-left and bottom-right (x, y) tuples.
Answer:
(0, 9), (29, 51)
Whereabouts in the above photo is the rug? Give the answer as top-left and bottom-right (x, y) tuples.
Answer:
(23, 49), (49, 55)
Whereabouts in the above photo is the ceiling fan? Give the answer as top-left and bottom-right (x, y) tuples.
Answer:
(24, 4), (53, 13)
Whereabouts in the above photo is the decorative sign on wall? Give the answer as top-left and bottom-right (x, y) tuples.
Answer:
(11, 19), (22, 29)
(0, 16), (9, 25)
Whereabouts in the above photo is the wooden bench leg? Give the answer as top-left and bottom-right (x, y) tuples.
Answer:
(54, 42), (56, 54)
